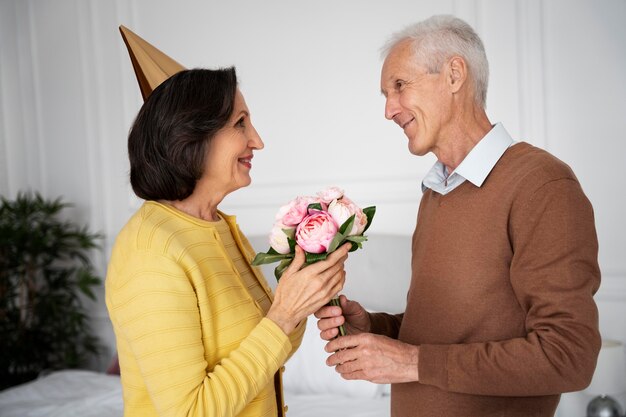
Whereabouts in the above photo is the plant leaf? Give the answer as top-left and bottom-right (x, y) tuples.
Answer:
(338, 214), (355, 235)
(305, 252), (328, 263)
(326, 232), (346, 253)
(251, 252), (292, 266)
(267, 247), (280, 255)
(307, 203), (323, 213)
(362, 206), (376, 233)
(274, 258), (293, 281)
(345, 235), (368, 243)
(282, 228), (295, 239)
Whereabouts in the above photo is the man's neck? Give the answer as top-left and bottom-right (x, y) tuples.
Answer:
(434, 107), (492, 172)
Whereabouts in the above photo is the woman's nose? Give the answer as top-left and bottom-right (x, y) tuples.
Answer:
(249, 125), (264, 150)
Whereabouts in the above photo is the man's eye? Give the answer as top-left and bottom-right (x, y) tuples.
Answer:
(395, 80), (405, 90)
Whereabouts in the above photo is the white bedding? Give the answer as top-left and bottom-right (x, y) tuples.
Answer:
(0, 370), (123, 417)
(0, 370), (390, 417)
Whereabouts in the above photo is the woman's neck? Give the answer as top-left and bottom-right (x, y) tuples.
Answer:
(161, 192), (223, 222)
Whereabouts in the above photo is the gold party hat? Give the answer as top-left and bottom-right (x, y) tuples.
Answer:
(119, 25), (186, 101)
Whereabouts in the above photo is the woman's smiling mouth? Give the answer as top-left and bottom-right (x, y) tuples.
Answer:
(238, 156), (253, 168)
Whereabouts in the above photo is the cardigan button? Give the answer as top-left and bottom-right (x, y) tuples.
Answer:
(280, 366), (286, 373)
(283, 405), (288, 413)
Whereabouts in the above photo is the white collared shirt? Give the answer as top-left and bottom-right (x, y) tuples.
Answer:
(421, 123), (515, 195)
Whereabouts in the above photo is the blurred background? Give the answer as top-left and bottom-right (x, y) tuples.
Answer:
(1, 0), (625, 415)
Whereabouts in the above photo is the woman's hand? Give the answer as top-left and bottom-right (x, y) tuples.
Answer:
(267, 244), (350, 335)
(314, 294), (371, 340)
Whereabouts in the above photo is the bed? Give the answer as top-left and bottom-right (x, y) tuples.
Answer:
(0, 234), (412, 417)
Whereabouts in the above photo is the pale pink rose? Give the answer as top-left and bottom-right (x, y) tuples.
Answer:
(327, 197), (367, 236)
(316, 186), (344, 204)
(269, 222), (294, 254)
(275, 196), (324, 227)
(295, 211), (338, 253)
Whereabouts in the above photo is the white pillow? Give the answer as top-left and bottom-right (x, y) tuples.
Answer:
(283, 315), (385, 398)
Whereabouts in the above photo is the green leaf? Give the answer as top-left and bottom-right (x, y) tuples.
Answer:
(345, 235), (367, 250)
(267, 247), (280, 255)
(345, 235), (368, 244)
(274, 258), (293, 281)
(76, 269), (101, 301)
(338, 214), (355, 235)
(362, 206), (376, 233)
(287, 237), (297, 252)
(305, 252), (329, 263)
(251, 251), (293, 266)
(307, 203), (323, 212)
(326, 232), (346, 253)
(282, 228), (295, 239)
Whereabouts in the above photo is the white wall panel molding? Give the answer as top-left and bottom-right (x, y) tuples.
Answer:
(515, 0), (547, 148)
(0, 0), (44, 196)
(221, 175), (423, 210)
(76, 1), (110, 274)
(0, 22), (8, 196)
(0, 0), (11, 195)
(115, 0), (140, 148)
(25, 0), (47, 194)
(219, 176), (423, 236)
(113, 0), (144, 215)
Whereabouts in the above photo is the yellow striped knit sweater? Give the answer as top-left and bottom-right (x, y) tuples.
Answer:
(105, 201), (305, 417)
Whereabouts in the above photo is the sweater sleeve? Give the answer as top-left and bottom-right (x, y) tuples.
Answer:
(107, 251), (292, 417)
(369, 312), (403, 338)
(418, 178), (601, 396)
(236, 227), (305, 361)
(286, 318), (306, 359)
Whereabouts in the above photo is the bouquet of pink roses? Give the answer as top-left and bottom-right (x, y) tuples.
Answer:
(252, 187), (375, 335)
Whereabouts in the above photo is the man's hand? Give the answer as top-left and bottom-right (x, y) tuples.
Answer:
(324, 333), (420, 384)
(314, 295), (370, 340)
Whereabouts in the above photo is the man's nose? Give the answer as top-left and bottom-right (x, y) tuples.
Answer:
(385, 95), (401, 121)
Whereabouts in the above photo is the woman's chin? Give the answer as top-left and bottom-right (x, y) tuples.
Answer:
(233, 176), (252, 192)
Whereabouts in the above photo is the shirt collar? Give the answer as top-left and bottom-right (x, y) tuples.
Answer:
(421, 123), (514, 192)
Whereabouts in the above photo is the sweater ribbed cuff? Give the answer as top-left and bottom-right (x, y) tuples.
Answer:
(248, 318), (292, 367)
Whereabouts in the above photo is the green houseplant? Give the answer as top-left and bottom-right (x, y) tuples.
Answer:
(0, 192), (102, 389)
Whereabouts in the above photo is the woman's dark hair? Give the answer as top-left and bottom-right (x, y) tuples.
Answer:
(128, 67), (237, 201)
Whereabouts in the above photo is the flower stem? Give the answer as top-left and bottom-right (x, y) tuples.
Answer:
(328, 296), (346, 337)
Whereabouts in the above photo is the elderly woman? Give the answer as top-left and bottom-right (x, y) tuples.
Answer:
(105, 67), (349, 417)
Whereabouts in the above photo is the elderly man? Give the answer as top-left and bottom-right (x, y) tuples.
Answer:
(316, 14), (601, 417)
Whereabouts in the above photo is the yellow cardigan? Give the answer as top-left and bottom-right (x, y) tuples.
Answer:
(105, 201), (305, 417)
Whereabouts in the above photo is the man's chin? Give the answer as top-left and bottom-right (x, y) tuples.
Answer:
(408, 143), (428, 157)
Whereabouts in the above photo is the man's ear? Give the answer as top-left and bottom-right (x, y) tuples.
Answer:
(447, 56), (467, 94)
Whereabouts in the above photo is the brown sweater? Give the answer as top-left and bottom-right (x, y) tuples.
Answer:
(370, 142), (601, 417)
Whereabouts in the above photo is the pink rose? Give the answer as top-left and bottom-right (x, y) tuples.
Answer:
(269, 222), (294, 254)
(275, 196), (324, 227)
(316, 186), (344, 204)
(295, 211), (338, 253)
(327, 197), (367, 236)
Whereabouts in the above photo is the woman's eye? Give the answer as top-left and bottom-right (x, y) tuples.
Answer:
(236, 117), (246, 128)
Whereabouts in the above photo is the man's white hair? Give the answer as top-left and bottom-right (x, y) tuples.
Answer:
(382, 15), (489, 108)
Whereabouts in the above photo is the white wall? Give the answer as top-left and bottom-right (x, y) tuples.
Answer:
(1, 0), (625, 414)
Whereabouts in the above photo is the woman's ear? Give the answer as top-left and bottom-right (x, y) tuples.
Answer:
(447, 56), (467, 94)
